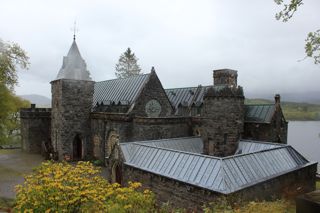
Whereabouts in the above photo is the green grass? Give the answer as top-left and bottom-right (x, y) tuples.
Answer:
(317, 180), (320, 190)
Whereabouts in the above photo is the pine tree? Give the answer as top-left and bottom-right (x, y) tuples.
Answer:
(115, 48), (142, 78)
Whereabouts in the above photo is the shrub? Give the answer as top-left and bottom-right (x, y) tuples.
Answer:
(15, 161), (155, 212)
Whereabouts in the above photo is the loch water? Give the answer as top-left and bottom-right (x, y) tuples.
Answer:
(288, 121), (320, 173)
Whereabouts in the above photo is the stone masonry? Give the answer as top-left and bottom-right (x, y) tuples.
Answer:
(51, 79), (94, 160)
(122, 162), (317, 211)
(201, 70), (244, 156)
(20, 104), (51, 153)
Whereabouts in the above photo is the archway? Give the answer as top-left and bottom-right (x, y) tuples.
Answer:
(73, 134), (82, 160)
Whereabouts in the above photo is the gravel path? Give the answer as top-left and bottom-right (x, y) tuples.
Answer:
(0, 149), (44, 199)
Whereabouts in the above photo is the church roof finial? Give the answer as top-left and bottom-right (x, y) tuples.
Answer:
(71, 21), (79, 41)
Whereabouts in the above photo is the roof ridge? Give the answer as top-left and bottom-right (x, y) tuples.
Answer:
(165, 85), (211, 90)
(95, 73), (151, 84)
(121, 142), (222, 159)
(121, 136), (201, 144)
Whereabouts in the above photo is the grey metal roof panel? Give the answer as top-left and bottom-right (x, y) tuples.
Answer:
(93, 73), (150, 106)
(165, 86), (210, 111)
(129, 137), (203, 154)
(119, 137), (310, 194)
(244, 104), (275, 123)
(236, 140), (284, 154)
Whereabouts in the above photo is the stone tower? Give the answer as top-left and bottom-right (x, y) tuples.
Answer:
(202, 69), (244, 157)
(51, 38), (94, 161)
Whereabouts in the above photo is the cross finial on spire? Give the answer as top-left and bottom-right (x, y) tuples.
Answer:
(71, 21), (79, 41)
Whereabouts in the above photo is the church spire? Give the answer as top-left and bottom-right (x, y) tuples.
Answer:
(55, 39), (92, 81)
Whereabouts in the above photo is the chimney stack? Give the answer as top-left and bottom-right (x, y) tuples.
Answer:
(213, 69), (238, 87)
(275, 94), (280, 104)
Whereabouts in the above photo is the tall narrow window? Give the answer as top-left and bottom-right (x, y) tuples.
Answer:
(223, 133), (228, 144)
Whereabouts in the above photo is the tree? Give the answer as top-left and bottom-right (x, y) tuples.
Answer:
(115, 48), (142, 78)
(0, 39), (29, 90)
(0, 84), (29, 145)
(0, 39), (30, 145)
(274, 0), (320, 64)
(15, 161), (155, 212)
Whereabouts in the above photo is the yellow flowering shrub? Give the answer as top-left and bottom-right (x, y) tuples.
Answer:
(15, 161), (155, 212)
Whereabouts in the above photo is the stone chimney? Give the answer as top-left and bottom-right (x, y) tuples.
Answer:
(275, 94), (280, 104)
(213, 69), (238, 87)
(200, 69), (244, 157)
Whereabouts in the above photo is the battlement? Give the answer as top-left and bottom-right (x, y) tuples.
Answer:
(20, 104), (52, 119)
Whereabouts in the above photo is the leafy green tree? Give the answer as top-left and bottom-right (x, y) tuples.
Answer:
(0, 39), (30, 145)
(0, 84), (30, 145)
(0, 39), (29, 90)
(115, 48), (142, 78)
(274, 0), (320, 64)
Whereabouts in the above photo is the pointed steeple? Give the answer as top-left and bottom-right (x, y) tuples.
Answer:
(55, 39), (92, 81)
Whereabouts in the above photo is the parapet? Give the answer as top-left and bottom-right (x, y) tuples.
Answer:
(20, 104), (51, 119)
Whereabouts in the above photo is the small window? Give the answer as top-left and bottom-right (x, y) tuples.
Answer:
(223, 133), (228, 144)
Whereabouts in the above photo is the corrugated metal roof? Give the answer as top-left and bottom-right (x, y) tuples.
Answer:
(165, 86), (276, 123)
(165, 86), (209, 113)
(93, 74), (150, 106)
(127, 137), (203, 154)
(120, 138), (310, 194)
(244, 105), (275, 123)
(236, 140), (284, 154)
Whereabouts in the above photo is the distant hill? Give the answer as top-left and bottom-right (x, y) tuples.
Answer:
(19, 94), (51, 107)
(245, 91), (320, 105)
(246, 98), (320, 121)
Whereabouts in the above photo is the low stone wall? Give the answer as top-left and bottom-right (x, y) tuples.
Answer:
(20, 106), (51, 154)
(122, 162), (317, 210)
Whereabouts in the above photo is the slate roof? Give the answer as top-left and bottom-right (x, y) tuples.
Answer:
(236, 140), (284, 154)
(165, 86), (277, 123)
(93, 74), (150, 106)
(165, 86), (209, 110)
(244, 105), (275, 123)
(120, 138), (310, 194)
(56, 40), (92, 81)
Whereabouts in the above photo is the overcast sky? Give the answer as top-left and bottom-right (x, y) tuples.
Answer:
(1, 0), (319, 98)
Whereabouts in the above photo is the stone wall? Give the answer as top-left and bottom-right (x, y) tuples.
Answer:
(201, 86), (244, 156)
(51, 79), (94, 160)
(20, 104), (51, 154)
(243, 122), (287, 143)
(90, 113), (192, 162)
(243, 94), (288, 144)
(130, 70), (173, 117)
(122, 162), (317, 210)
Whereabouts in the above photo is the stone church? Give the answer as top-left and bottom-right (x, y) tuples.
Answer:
(20, 39), (317, 209)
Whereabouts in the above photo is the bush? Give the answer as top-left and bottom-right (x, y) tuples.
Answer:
(15, 161), (155, 212)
